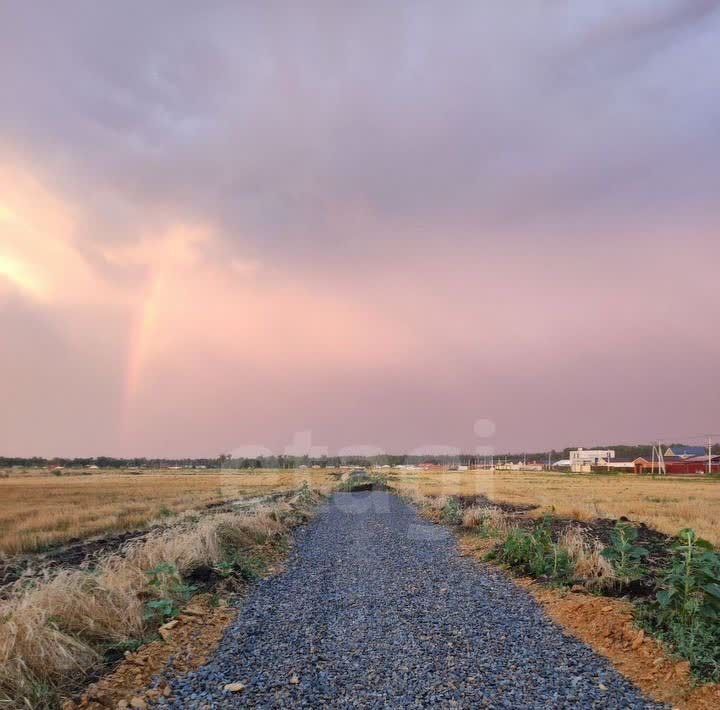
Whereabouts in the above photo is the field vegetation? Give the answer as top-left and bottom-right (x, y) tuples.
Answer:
(0, 468), (334, 555)
(401, 472), (720, 689)
(389, 469), (720, 545)
(0, 485), (323, 709)
(3, 466), (718, 705)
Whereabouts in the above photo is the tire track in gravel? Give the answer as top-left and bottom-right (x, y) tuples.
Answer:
(169, 491), (665, 708)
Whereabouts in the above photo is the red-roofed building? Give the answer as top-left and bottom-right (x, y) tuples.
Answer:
(634, 455), (720, 475)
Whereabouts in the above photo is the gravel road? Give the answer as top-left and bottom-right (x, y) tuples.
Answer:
(169, 491), (663, 708)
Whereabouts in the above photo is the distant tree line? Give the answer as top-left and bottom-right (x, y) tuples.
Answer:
(0, 454), (475, 469)
(0, 444), (679, 470)
(0, 456), (222, 469)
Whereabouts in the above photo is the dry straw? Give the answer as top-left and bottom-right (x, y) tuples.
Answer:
(0, 495), (318, 709)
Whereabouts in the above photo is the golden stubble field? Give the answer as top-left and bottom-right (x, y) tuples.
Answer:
(0, 468), (335, 555)
(388, 470), (720, 545)
(2, 467), (719, 556)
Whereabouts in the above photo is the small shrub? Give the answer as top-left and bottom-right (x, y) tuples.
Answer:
(296, 481), (314, 507)
(601, 522), (648, 585)
(496, 518), (573, 582)
(213, 553), (265, 582)
(145, 563), (179, 591)
(641, 529), (720, 681)
(655, 529), (720, 626)
(144, 598), (178, 624)
(232, 555), (265, 581)
(143, 563), (197, 624)
(441, 498), (463, 525)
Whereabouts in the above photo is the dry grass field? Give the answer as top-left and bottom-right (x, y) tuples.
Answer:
(388, 470), (720, 545)
(3, 468), (717, 556)
(0, 469), (335, 555)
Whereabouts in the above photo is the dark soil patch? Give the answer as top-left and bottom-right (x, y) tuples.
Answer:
(347, 482), (374, 491)
(452, 494), (538, 514)
(186, 564), (221, 588)
(0, 529), (150, 591)
(342, 481), (388, 492)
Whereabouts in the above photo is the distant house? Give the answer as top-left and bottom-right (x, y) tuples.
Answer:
(569, 448), (615, 473)
(633, 457), (652, 474)
(634, 454), (720, 475)
(664, 446), (707, 459)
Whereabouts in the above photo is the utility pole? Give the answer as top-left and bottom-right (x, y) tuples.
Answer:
(709, 436), (713, 476)
(651, 443), (655, 475)
(657, 442), (665, 476)
(651, 442), (665, 476)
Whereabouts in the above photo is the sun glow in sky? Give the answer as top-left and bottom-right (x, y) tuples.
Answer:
(1, 1), (719, 457)
(0, 252), (43, 296)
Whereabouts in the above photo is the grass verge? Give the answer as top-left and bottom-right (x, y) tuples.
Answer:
(0, 485), (323, 709)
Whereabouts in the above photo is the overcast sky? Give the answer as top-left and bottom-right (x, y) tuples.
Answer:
(1, 1), (719, 457)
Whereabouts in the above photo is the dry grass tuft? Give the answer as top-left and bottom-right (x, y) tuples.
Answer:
(426, 495), (448, 511)
(401, 490), (433, 509)
(0, 580), (104, 707)
(461, 505), (509, 535)
(559, 527), (617, 591)
(461, 505), (485, 528)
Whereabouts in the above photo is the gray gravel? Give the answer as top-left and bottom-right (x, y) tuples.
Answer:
(169, 491), (664, 708)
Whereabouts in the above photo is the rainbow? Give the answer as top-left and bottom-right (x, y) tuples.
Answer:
(122, 270), (164, 427)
